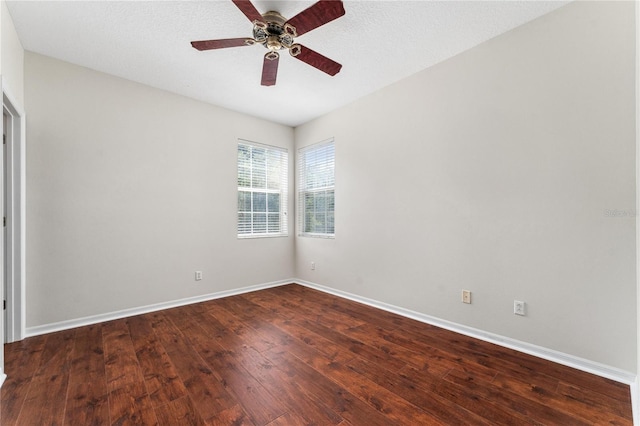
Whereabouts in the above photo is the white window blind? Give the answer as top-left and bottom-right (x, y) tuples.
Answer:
(238, 140), (288, 238)
(298, 139), (335, 237)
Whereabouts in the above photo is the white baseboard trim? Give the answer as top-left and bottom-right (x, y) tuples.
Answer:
(295, 279), (637, 386)
(631, 377), (639, 425)
(0, 369), (6, 389)
(24, 279), (294, 338)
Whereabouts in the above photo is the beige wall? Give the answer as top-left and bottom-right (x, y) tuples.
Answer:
(295, 1), (636, 372)
(2, 0), (23, 106)
(24, 52), (295, 327)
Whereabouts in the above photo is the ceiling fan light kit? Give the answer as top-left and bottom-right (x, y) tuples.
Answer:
(191, 0), (345, 86)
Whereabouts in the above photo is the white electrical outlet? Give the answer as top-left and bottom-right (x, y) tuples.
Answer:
(195, 271), (203, 281)
(514, 300), (526, 316)
(311, 262), (315, 270)
(462, 290), (471, 304)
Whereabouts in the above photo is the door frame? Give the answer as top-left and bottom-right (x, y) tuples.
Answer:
(2, 82), (26, 344)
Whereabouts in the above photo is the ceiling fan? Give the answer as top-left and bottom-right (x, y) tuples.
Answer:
(191, 0), (345, 86)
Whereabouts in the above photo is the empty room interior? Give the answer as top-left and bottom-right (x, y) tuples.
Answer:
(0, 0), (638, 424)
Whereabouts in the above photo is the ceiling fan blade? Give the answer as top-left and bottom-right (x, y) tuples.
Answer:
(285, 1), (345, 37)
(191, 38), (255, 51)
(261, 52), (279, 86)
(290, 44), (342, 76)
(231, 0), (264, 24)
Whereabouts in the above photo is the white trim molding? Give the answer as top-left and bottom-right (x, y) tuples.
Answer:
(632, 377), (639, 426)
(295, 279), (637, 386)
(25, 279), (292, 338)
(2, 81), (26, 343)
(635, 0), (640, 423)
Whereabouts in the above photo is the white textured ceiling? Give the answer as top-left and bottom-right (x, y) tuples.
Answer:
(7, 0), (569, 127)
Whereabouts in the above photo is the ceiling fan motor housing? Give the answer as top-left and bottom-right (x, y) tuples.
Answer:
(253, 11), (295, 51)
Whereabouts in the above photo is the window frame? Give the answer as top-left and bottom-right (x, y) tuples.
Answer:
(297, 139), (335, 238)
(237, 139), (288, 239)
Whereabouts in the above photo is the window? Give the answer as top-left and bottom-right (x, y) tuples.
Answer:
(298, 139), (335, 237)
(237, 140), (288, 238)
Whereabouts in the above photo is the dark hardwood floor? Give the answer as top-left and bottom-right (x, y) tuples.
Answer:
(1, 284), (632, 425)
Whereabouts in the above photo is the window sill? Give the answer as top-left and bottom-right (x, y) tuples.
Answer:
(238, 234), (289, 240)
(298, 233), (335, 239)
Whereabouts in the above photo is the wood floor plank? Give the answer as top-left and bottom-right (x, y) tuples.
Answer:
(223, 294), (407, 374)
(211, 300), (356, 368)
(206, 404), (255, 426)
(556, 380), (633, 420)
(189, 307), (345, 425)
(209, 296), (285, 338)
(108, 382), (159, 425)
(202, 303), (385, 425)
(67, 324), (105, 383)
(103, 319), (159, 425)
(243, 289), (368, 331)
(376, 322), (530, 384)
(103, 319), (146, 392)
(242, 292), (424, 372)
(298, 317), (410, 371)
(271, 344), (448, 426)
(232, 296), (444, 424)
(237, 347), (345, 425)
(272, 285), (404, 331)
(17, 373), (71, 426)
(154, 395), (207, 426)
(1, 376), (32, 426)
(1, 334), (48, 426)
(444, 367), (592, 426)
(164, 307), (288, 425)
(63, 382), (110, 426)
(149, 310), (243, 422)
(346, 355), (495, 425)
(339, 322), (439, 371)
(127, 314), (188, 407)
(437, 370), (541, 425)
(263, 412), (310, 426)
(2, 284), (632, 425)
(205, 299), (280, 353)
(265, 348), (398, 426)
(14, 330), (75, 426)
(63, 324), (110, 426)
(491, 372), (631, 424)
